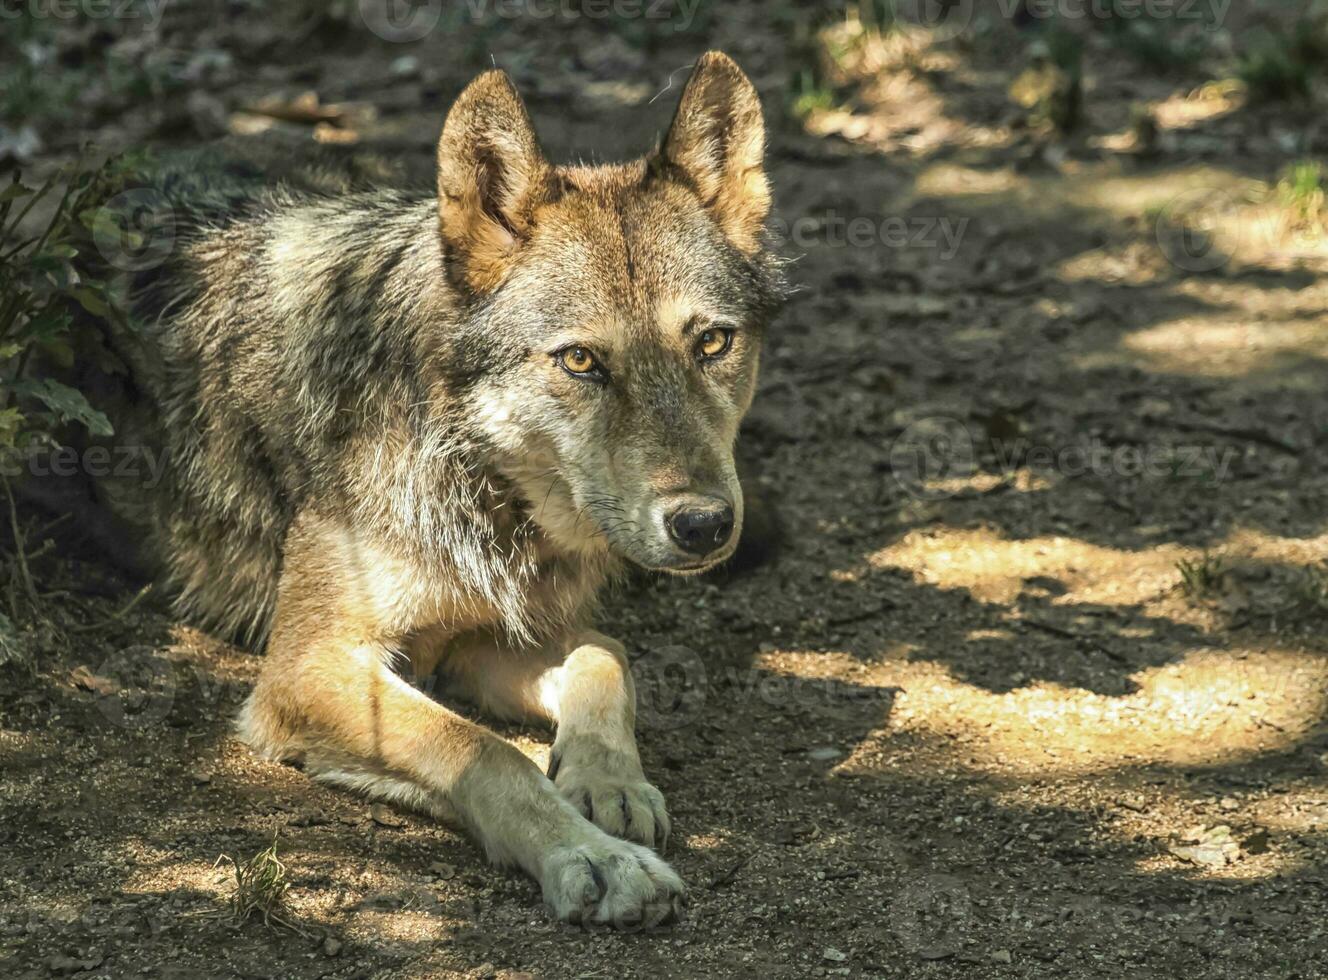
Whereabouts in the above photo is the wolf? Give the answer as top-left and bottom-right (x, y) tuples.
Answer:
(92, 51), (783, 926)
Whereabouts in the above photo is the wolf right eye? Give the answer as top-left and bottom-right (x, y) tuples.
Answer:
(557, 346), (604, 379)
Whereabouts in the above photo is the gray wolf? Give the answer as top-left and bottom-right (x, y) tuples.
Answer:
(95, 51), (783, 926)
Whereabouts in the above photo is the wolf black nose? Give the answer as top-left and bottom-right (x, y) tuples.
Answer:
(667, 502), (734, 556)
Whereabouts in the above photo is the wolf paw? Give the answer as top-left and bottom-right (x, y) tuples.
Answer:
(549, 739), (670, 849)
(539, 831), (684, 929)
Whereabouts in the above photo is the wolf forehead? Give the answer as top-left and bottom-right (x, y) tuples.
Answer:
(480, 166), (775, 340)
(434, 52), (782, 349)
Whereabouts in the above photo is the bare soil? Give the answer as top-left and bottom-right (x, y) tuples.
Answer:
(3, 3), (1328, 978)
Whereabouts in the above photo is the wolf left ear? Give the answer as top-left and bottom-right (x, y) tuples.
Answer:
(660, 52), (770, 255)
(437, 70), (554, 293)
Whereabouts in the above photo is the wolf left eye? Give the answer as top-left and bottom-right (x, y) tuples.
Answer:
(695, 327), (734, 360)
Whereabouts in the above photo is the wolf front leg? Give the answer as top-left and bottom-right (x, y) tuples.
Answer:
(440, 629), (670, 849)
(236, 519), (683, 927)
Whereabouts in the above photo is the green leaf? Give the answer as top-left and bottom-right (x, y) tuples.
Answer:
(9, 377), (114, 437)
(0, 406), (24, 447)
(69, 286), (110, 318)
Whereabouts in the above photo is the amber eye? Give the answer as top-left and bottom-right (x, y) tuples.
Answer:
(696, 327), (734, 359)
(558, 346), (600, 376)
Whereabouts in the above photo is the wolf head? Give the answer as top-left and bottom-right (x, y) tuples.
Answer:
(436, 52), (783, 574)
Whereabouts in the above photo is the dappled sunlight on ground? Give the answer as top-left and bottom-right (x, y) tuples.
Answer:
(1095, 317), (1328, 379)
(862, 646), (1328, 777)
(119, 855), (233, 903)
(866, 526), (1184, 604)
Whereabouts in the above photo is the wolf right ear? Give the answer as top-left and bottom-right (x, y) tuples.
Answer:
(436, 70), (554, 293)
(660, 52), (770, 256)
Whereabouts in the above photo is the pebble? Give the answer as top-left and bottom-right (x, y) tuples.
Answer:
(370, 804), (406, 828)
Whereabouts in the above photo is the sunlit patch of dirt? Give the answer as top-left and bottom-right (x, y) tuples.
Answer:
(867, 526), (1184, 605)
(1111, 318), (1328, 379)
(119, 856), (234, 903)
(1149, 82), (1246, 132)
(850, 646), (1327, 778)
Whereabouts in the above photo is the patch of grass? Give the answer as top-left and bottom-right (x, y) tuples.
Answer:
(790, 69), (839, 119)
(1176, 553), (1228, 600)
(1009, 29), (1083, 133)
(1277, 160), (1326, 227)
(216, 838), (307, 934)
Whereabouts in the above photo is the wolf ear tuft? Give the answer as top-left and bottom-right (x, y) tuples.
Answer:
(660, 52), (770, 255)
(437, 70), (553, 293)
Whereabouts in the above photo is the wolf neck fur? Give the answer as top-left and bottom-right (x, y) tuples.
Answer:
(148, 191), (611, 647)
(284, 194), (613, 644)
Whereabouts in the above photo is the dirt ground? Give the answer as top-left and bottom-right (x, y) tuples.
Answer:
(3, 2), (1328, 978)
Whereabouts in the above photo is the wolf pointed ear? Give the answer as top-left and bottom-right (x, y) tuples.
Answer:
(436, 70), (554, 293)
(659, 52), (770, 255)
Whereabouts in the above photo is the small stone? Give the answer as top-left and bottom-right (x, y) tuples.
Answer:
(917, 946), (956, 961)
(322, 937), (343, 957)
(990, 949), (1013, 964)
(823, 947), (848, 962)
(70, 665), (116, 697)
(473, 963), (497, 979)
(429, 861), (456, 879)
(1168, 843), (1231, 868)
(1219, 796), (1239, 812)
(808, 747), (843, 762)
(370, 804), (406, 828)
